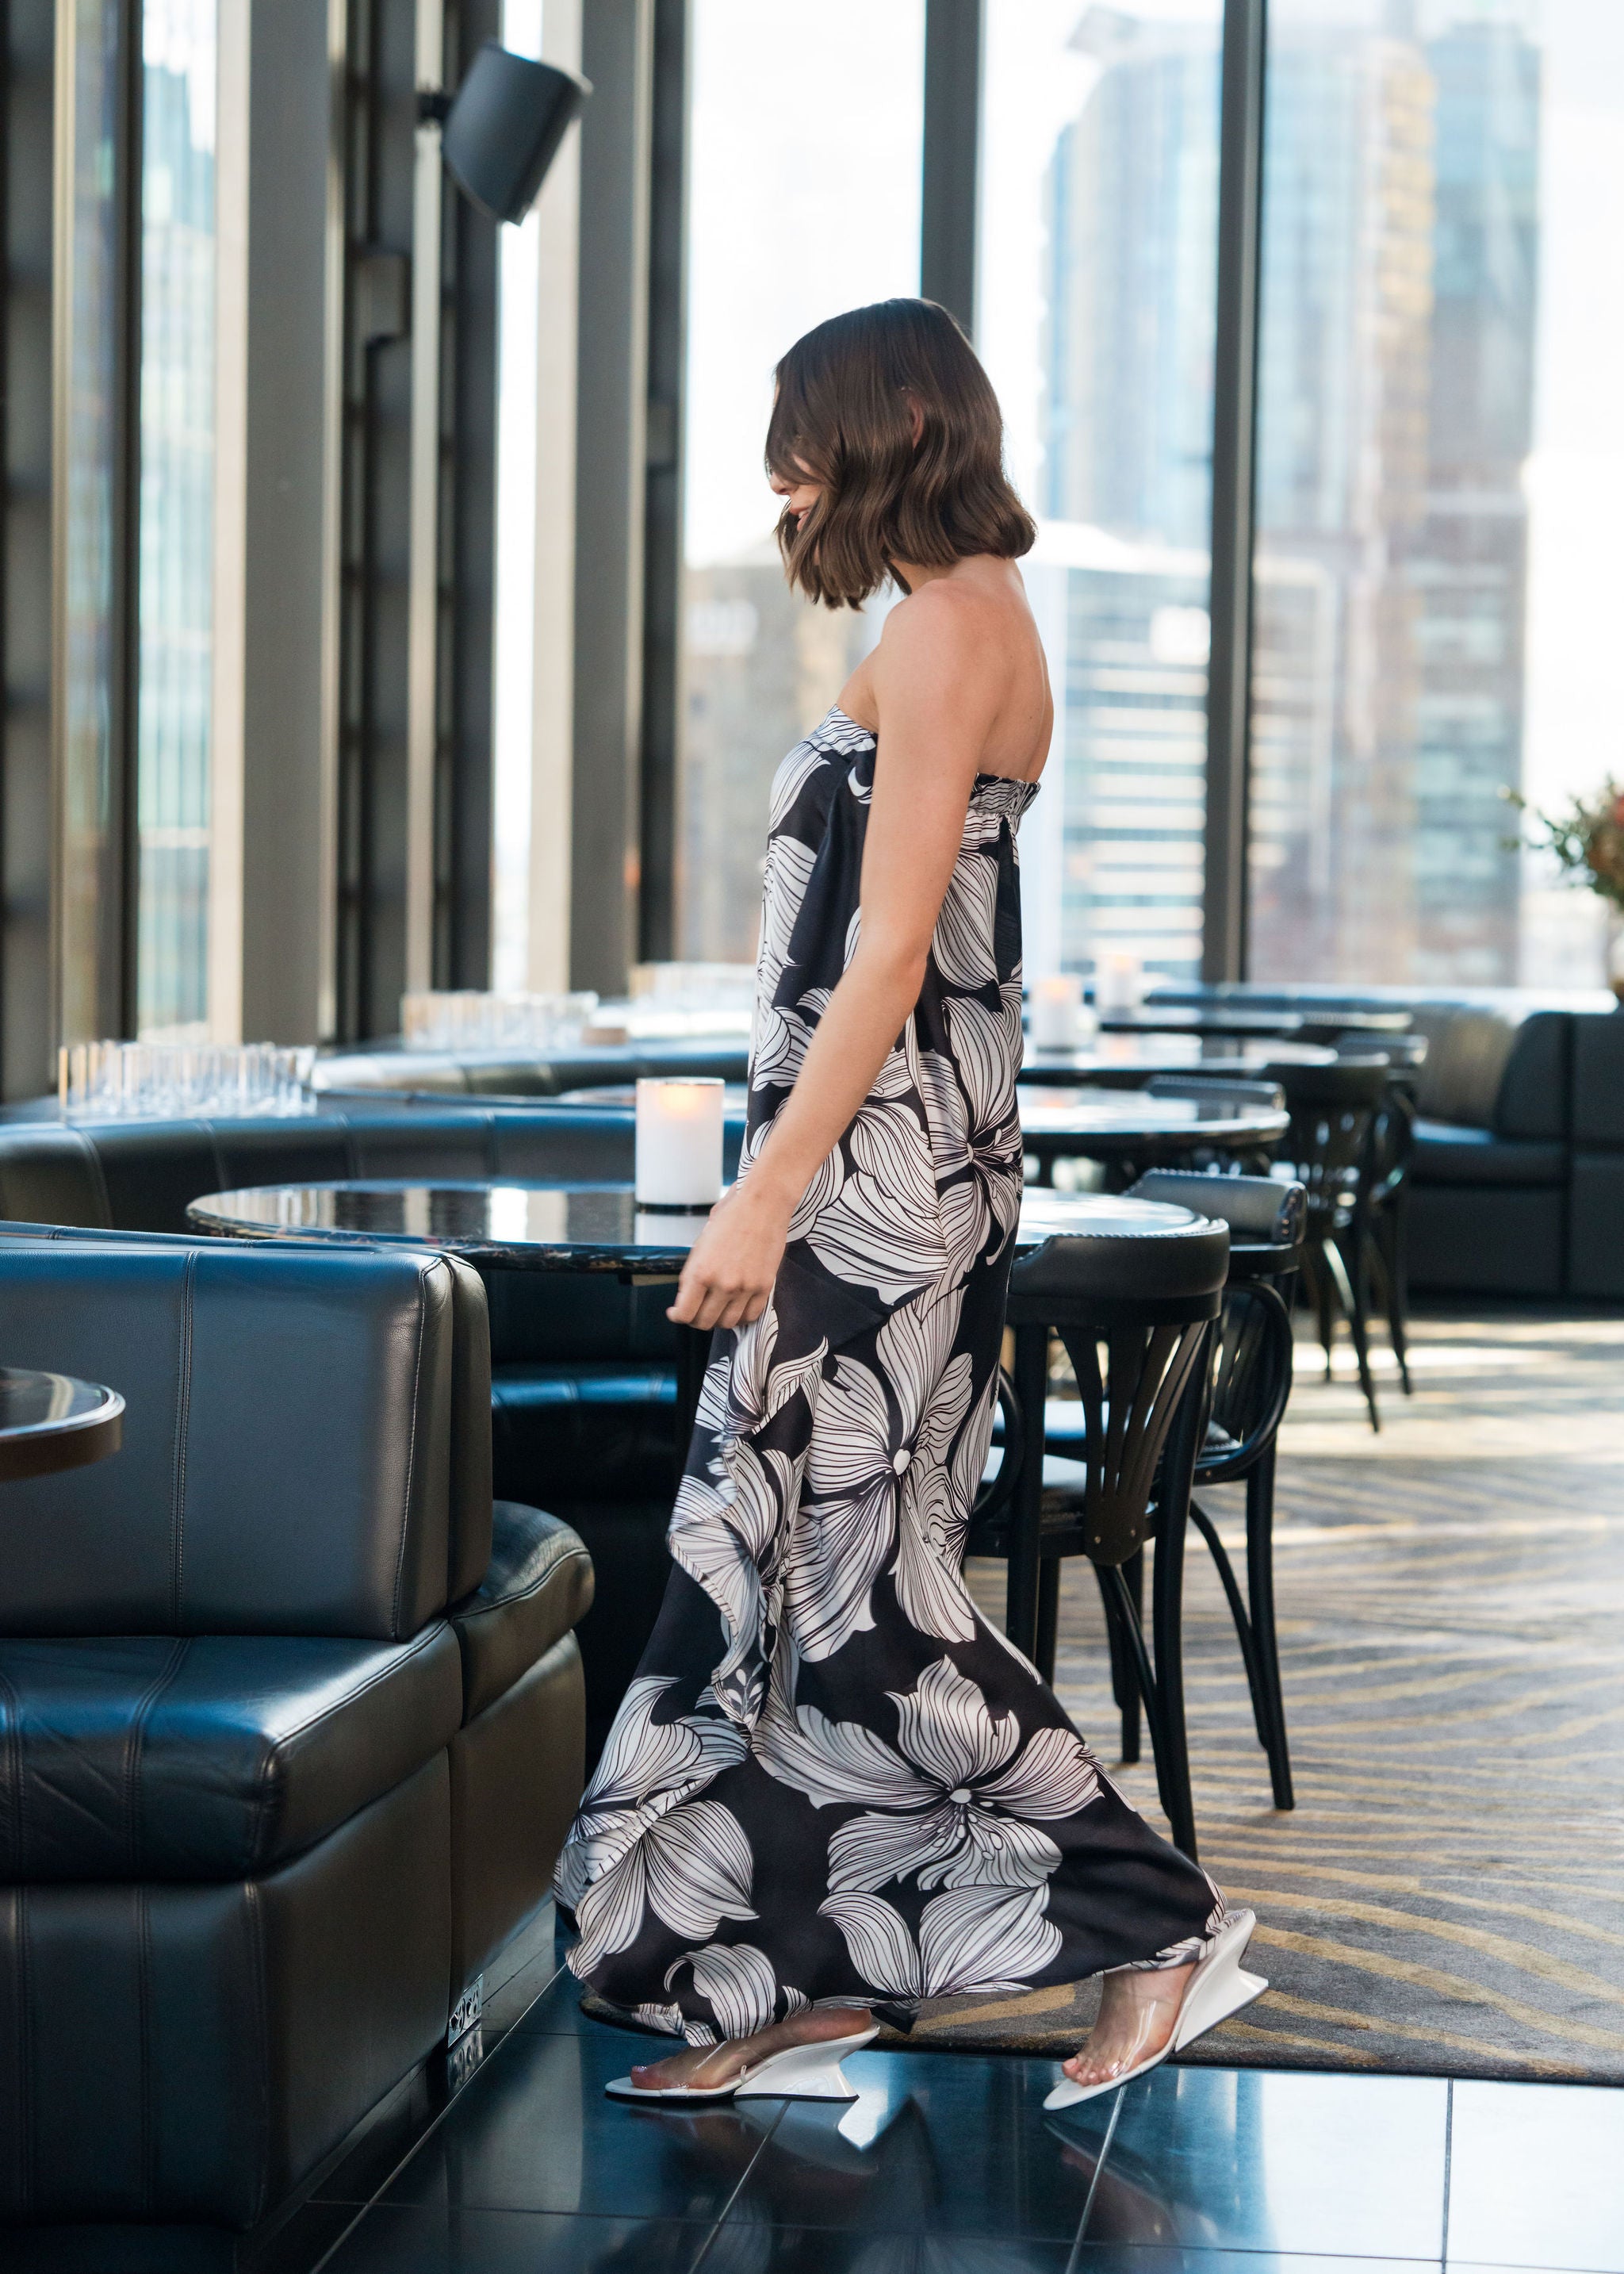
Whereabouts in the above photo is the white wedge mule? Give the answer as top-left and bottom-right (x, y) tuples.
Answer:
(605, 2026), (879, 2104)
(1043, 1909), (1267, 2112)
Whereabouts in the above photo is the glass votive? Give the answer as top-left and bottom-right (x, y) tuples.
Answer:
(1094, 951), (1147, 1015)
(1028, 972), (1086, 1051)
(634, 1077), (724, 1208)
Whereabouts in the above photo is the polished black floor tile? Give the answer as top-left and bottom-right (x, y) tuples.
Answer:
(1069, 2065), (1449, 2259)
(718, 2050), (1102, 2243)
(1072, 2256), (1438, 2274)
(702, 2220), (1080, 2272)
(1447, 2079), (1624, 2272)
(379, 2023), (784, 2222)
(320, 2202), (713, 2273)
(511, 1965), (599, 2037)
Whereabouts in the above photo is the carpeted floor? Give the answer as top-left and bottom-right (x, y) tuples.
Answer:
(893, 1309), (1624, 2082)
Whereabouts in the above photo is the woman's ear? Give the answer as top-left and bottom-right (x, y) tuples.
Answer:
(902, 388), (925, 447)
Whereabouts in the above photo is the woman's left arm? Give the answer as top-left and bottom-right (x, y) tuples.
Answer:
(668, 586), (1005, 1332)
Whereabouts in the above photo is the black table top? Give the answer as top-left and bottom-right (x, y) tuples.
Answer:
(0, 1367), (124, 1483)
(1100, 1004), (1415, 1042)
(1020, 1038), (1335, 1084)
(186, 1181), (1208, 1276)
(1017, 1090), (1289, 1158)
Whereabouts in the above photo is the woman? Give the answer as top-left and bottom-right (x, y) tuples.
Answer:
(554, 299), (1263, 2110)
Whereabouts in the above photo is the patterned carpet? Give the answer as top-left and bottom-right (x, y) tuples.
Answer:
(902, 1310), (1624, 2083)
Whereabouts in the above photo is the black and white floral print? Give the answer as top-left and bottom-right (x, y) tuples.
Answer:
(556, 706), (1222, 2043)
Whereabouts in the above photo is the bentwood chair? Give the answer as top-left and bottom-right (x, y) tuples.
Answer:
(1335, 1035), (1425, 1400)
(1129, 1170), (1305, 1812)
(970, 1196), (1229, 1859)
(1269, 1056), (1389, 1430)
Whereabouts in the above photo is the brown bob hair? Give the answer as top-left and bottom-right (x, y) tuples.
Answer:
(766, 298), (1036, 611)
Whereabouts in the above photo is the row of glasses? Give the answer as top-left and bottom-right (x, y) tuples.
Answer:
(58, 1041), (317, 1121)
(400, 991), (600, 1054)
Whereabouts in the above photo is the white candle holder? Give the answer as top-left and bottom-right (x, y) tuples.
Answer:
(1028, 973), (1096, 1051)
(1094, 952), (1147, 1015)
(634, 1078), (724, 1210)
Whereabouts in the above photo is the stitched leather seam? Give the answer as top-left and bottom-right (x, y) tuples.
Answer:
(170, 1250), (197, 1625)
(248, 1624), (450, 1869)
(390, 1261), (431, 1638)
(462, 1542), (593, 1625)
(125, 1640), (189, 1879)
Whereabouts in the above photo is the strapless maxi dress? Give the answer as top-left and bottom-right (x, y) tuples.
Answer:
(555, 707), (1222, 2044)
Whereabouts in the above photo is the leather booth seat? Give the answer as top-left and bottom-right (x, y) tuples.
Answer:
(1151, 983), (1624, 1298)
(0, 1104), (740, 1761)
(0, 1237), (591, 2238)
(310, 1037), (749, 1099)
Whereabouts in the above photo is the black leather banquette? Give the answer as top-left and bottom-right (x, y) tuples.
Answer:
(0, 1233), (592, 2236)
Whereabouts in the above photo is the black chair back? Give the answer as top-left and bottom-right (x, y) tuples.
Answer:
(1272, 1057), (1389, 1229)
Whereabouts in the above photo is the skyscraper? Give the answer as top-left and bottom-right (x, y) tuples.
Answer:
(1038, 0), (1540, 984)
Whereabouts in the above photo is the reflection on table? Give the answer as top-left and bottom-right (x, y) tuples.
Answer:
(0, 1366), (124, 1482)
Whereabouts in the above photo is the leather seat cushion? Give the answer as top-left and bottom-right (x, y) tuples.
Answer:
(449, 1502), (595, 1723)
(491, 1362), (676, 1499)
(0, 1622), (462, 1881)
(1413, 1120), (1566, 1187)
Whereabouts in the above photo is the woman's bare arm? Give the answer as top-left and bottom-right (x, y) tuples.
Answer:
(668, 584), (1008, 1331)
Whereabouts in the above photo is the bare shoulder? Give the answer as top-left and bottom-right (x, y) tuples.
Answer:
(873, 577), (1012, 701)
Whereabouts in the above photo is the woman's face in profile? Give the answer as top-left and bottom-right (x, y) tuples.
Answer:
(769, 461), (822, 531)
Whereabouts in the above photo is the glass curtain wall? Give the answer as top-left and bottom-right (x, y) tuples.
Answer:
(978, 0), (1223, 989)
(675, 0), (925, 964)
(136, 0), (216, 1037)
(59, 0), (131, 1045)
(1247, 0), (1624, 990)
(490, 0), (545, 995)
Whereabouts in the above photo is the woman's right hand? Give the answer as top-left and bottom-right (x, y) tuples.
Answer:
(666, 1178), (793, 1333)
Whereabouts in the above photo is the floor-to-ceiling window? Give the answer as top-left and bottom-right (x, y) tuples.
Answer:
(58, 0), (132, 1045)
(675, 0), (925, 964)
(1247, 0), (1624, 991)
(136, 0), (215, 1038)
(977, 0), (1224, 990)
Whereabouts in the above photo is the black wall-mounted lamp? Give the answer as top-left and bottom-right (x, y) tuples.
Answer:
(419, 41), (592, 224)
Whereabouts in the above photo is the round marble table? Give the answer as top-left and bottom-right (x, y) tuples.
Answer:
(1015, 1089), (1288, 1184)
(1098, 1003), (1412, 1043)
(0, 1367), (124, 1483)
(184, 1182), (1209, 1460)
(1020, 1037), (1334, 1087)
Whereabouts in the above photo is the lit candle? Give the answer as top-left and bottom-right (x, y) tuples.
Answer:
(1028, 972), (1088, 1051)
(634, 1078), (725, 1208)
(1094, 951), (1146, 1015)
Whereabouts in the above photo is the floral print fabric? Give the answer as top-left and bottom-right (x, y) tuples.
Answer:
(555, 707), (1220, 2043)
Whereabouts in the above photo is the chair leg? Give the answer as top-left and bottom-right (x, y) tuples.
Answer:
(1120, 1549), (1144, 1761)
(1150, 1508), (1197, 1862)
(1383, 1191), (1413, 1395)
(1324, 1231), (1379, 1432)
(1094, 1562), (1141, 1764)
(1036, 1557), (1061, 1686)
(1304, 1244), (1335, 1381)
(1004, 1324), (1048, 1661)
(1188, 1497), (1269, 1747)
(1245, 1450), (1295, 1810)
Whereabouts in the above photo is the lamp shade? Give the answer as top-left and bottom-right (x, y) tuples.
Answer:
(441, 43), (591, 224)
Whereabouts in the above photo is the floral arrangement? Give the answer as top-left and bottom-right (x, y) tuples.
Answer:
(1506, 780), (1624, 911)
